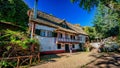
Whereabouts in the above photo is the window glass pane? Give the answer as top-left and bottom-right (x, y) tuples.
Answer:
(47, 31), (49, 37)
(59, 33), (62, 38)
(41, 30), (46, 37)
(73, 36), (75, 40)
(70, 35), (72, 39)
(65, 34), (69, 39)
(47, 31), (52, 37)
(80, 37), (82, 41)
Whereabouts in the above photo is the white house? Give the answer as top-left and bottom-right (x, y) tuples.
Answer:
(27, 10), (88, 54)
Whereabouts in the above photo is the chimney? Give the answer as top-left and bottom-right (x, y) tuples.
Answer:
(33, 0), (38, 19)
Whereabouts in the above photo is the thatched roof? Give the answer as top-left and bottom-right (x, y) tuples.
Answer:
(28, 10), (88, 35)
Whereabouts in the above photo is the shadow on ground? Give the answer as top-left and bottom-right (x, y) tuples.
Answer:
(85, 52), (120, 68)
(40, 54), (60, 63)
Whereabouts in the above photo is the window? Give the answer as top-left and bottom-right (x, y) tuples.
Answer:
(47, 31), (52, 37)
(62, 24), (66, 28)
(59, 33), (62, 38)
(65, 34), (69, 39)
(70, 35), (72, 39)
(36, 29), (55, 37)
(73, 36), (75, 40)
(80, 37), (82, 41)
(61, 23), (68, 28)
(57, 44), (61, 49)
(40, 30), (46, 37)
(72, 44), (75, 48)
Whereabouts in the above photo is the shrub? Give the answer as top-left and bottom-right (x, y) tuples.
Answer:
(0, 29), (39, 57)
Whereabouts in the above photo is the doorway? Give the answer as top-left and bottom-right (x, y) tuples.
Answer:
(65, 44), (69, 52)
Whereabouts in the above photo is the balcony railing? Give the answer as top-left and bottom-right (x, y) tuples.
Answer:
(56, 38), (80, 43)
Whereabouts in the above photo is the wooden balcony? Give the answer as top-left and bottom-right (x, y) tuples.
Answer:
(56, 38), (80, 44)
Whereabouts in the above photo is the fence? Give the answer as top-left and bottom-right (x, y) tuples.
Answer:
(0, 53), (40, 68)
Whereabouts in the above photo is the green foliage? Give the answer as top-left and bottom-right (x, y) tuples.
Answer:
(71, 0), (98, 11)
(0, 0), (29, 27)
(6, 46), (12, 51)
(0, 29), (39, 52)
(92, 3), (119, 38)
(71, 0), (120, 11)
(83, 26), (96, 40)
(0, 61), (9, 67)
(0, 30), (29, 49)
(71, 0), (120, 39)
(0, 60), (17, 68)
(0, 29), (39, 67)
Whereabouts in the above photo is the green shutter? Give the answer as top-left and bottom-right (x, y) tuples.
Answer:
(52, 32), (57, 37)
(35, 29), (40, 35)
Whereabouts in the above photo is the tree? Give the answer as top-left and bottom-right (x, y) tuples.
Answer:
(71, 0), (120, 11)
(92, 3), (119, 38)
(83, 26), (96, 40)
(0, 0), (29, 27)
(71, 0), (120, 25)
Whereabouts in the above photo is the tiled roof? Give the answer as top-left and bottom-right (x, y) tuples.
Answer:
(28, 10), (88, 35)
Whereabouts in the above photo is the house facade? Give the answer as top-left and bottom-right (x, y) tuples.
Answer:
(27, 10), (88, 54)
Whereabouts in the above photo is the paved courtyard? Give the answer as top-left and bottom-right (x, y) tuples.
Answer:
(31, 52), (98, 68)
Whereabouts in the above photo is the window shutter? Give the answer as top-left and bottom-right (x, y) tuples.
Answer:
(52, 32), (57, 37)
(39, 30), (41, 36)
(35, 29), (40, 35)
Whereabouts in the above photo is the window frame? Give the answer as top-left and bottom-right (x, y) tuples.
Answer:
(59, 33), (62, 38)
(47, 30), (52, 37)
(79, 36), (82, 41)
(40, 30), (46, 37)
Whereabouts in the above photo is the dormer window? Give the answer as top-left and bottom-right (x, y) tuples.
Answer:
(59, 20), (71, 29)
(62, 24), (67, 28)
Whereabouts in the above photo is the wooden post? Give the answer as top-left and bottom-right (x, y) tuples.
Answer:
(31, 0), (38, 39)
(17, 57), (20, 68)
(30, 55), (33, 65)
(31, 22), (36, 39)
(37, 53), (40, 63)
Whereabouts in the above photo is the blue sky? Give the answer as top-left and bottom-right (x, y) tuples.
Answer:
(24, 0), (96, 26)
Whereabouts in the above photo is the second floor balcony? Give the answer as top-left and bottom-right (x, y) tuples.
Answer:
(56, 38), (80, 43)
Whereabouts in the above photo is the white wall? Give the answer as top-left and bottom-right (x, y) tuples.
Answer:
(35, 24), (65, 52)
(36, 36), (65, 52)
(72, 44), (79, 50)
(36, 24), (55, 31)
(79, 35), (86, 43)
(35, 24), (85, 52)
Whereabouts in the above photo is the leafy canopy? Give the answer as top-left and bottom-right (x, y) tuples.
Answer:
(71, 0), (120, 11)
(83, 26), (96, 40)
(0, 0), (29, 27)
(92, 3), (119, 38)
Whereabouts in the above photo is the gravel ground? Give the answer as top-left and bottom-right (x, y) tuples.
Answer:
(30, 52), (98, 68)
(86, 52), (120, 68)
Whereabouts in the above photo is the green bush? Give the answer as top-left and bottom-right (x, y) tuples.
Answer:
(0, 29), (39, 57)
